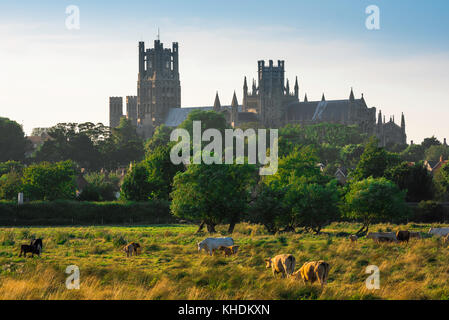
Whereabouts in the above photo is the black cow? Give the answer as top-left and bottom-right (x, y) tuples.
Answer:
(30, 239), (43, 253)
(19, 244), (40, 257)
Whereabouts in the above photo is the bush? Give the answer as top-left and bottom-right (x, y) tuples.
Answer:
(0, 200), (173, 226)
(412, 201), (446, 222)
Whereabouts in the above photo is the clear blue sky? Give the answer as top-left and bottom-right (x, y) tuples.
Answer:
(0, 0), (448, 142)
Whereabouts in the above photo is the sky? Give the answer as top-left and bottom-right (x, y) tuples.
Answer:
(0, 0), (448, 143)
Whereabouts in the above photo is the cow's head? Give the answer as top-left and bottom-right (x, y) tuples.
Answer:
(264, 258), (272, 268)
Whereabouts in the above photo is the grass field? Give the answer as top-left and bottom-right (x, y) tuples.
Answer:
(1, 222), (449, 300)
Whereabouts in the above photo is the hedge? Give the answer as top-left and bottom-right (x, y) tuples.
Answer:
(0, 200), (174, 226)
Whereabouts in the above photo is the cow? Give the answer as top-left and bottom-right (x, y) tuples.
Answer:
(197, 237), (234, 256)
(366, 232), (397, 243)
(30, 239), (43, 254)
(123, 242), (140, 257)
(429, 227), (449, 237)
(348, 235), (358, 243)
(442, 234), (449, 245)
(19, 244), (40, 257)
(265, 254), (296, 278)
(218, 245), (239, 257)
(294, 261), (330, 288)
(409, 232), (422, 239)
(396, 230), (410, 243)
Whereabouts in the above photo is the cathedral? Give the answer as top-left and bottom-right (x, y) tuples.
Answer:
(109, 38), (407, 146)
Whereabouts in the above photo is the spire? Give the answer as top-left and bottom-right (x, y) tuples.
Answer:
(286, 79), (290, 95)
(349, 87), (355, 102)
(294, 76), (299, 98)
(383, 115), (386, 124)
(304, 93), (308, 102)
(243, 76), (248, 91)
(213, 91), (221, 112)
(321, 93), (325, 101)
(378, 110), (382, 125)
(361, 93), (365, 103)
(401, 112), (405, 129)
(252, 79), (257, 94)
(157, 27), (160, 41)
(231, 91), (238, 108)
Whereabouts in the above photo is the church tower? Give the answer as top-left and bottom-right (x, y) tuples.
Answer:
(137, 37), (181, 137)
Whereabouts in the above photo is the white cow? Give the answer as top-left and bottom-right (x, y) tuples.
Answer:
(197, 237), (234, 256)
(428, 227), (449, 237)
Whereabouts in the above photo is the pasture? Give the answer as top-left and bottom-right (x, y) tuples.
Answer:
(1, 222), (449, 300)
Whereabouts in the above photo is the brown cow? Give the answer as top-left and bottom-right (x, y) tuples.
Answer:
(218, 245), (239, 257)
(348, 235), (358, 243)
(265, 254), (296, 278)
(19, 244), (40, 257)
(294, 261), (330, 288)
(396, 230), (410, 243)
(123, 242), (141, 257)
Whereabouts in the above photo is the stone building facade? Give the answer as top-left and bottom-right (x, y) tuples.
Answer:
(109, 38), (406, 145)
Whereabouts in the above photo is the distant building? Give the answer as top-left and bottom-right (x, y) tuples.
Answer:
(424, 155), (449, 175)
(109, 38), (407, 146)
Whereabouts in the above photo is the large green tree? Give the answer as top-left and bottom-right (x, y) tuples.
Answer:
(385, 162), (434, 202)
(21, 160), (77, 200)
(350, 137), (400, 181)
(0, 117), (29, 162)
(345, 177), (409, 235)
(171, 161), (257, 233)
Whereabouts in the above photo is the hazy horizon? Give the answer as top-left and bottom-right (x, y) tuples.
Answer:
(1, 0), (448, 143)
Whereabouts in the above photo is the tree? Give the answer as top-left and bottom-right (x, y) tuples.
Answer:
(0, 161), (24, 176)
(145, 124), (172, 155)
(424, 145), (449, 162)
(400, 144), (425, 162)
(421, 136), (441, 150)
(145, 145), (184, 200)
(340, 144), (365, 168)
(350, 137), (400, 181)
(0, 117), (29, 162)
(0, 171), (22, 200)
(287, 178), (341, 234)
(110, 118), (145, 167)
(120, 162), (153, 201)
(434, 162), (449, 201)
(21, 160), (77, 200)
(260, 146), (340, 233)
(78, 172), (119, 201)
(385, 162), (434, 202)
(345, 177), (409, 235)
(249, 183), (289, 234)
(171, 161), (257, 233)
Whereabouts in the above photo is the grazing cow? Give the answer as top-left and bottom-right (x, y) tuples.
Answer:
(396, 231), (410, 243)
(366, 232), (397, 243)
(294, 261), (330, 288)
(409, 232), (422, 239)
(218, 245), (240, 257)
(443, 234), (449, 245)
(197, 237), (234, 256)
(429, 227), (449, 237)
(348, 235), (358, 243)
(123, 242), (140, 257)
(19, 244), (40, 257)
(265, 254), (296, 278)
(30, 239), (43, 254)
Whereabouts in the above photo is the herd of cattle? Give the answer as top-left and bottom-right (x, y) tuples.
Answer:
(15, 227), (449, 287)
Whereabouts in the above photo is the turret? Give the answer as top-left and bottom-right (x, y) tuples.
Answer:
(252, 79), (257, 95)
(401, 113), (405, 130)
(321, 93), (326, 101)
(231, 91), (239, 127)
(243, 76), (248, 111)
(349, 87), (355, 102)
(285, 79), (290, 95)
(294, 76), (299, 99)
(304, 93), (308, 102)
(213, 91), (221, 112)
(378, 110), (382, 125)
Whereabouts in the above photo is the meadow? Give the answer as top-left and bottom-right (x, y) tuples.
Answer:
(1, 222), (449, 300)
